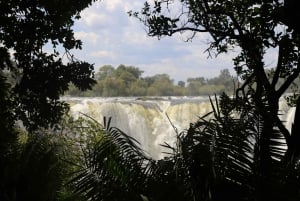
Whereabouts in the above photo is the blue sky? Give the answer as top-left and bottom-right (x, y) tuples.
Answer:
(72, 0), (277, 82)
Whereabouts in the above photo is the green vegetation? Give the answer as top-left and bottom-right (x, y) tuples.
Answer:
(0, 0), (96, 200)
(67, 64), (237, 96)
(68, 94), (300, 201)
(0, 0), (96, 130)
(67, 64), (300, 97)
(129, 0), (300, 200)
(1, 0), (300, 201)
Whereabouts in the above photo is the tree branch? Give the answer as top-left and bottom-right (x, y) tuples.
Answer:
(276, 62), (300, 98)
(271, 42), (284, 88)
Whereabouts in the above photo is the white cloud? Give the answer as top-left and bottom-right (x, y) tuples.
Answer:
(138, 57), (225, 82)
(91, 50), (116, 59)
(72, 0), (245, 81)
(74, 31), (99, 44)
(79, 11), (109, 27)
(78, 1), (116, 28)
(104, 0), (123, 11)
(123, 29), (152, 47)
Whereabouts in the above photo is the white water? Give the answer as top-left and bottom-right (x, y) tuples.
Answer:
(62, 96), (295, 159)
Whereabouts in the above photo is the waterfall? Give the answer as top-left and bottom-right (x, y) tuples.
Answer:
(63, 96), (295, 159)
(64, 97), (212, 159)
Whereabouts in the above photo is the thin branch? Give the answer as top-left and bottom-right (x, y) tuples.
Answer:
(236, 73), (255, 98)
(271, 42), (283, 88)
(168, 26), (209, 35)
(228, 12), (244, 37)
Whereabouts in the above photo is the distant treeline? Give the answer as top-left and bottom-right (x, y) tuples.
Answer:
(66, 64), (238, 97)
(68, 64), (300, 97)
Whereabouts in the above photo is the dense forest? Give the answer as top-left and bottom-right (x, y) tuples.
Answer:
(67, 64), (236, 96)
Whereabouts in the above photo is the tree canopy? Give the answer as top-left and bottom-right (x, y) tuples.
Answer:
(0, 0), (97, 130)
(67, 64), (237, 96)
(1, 1), (300, 201)
(130, 0), (300, 199)
(132, 0), (300, 136)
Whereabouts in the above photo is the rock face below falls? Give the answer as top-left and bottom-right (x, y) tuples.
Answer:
(62, 96), (295, 160)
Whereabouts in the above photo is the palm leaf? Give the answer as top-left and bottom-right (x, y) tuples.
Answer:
(169, 94), (261, 200)
(69, 116), (155, 201)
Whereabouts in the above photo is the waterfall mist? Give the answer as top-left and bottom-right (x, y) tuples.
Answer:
(63, 96), (295, 159)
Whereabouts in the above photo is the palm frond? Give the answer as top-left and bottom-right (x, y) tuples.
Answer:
(169, 94), (261, 200)
(69, 116), (155, 201)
